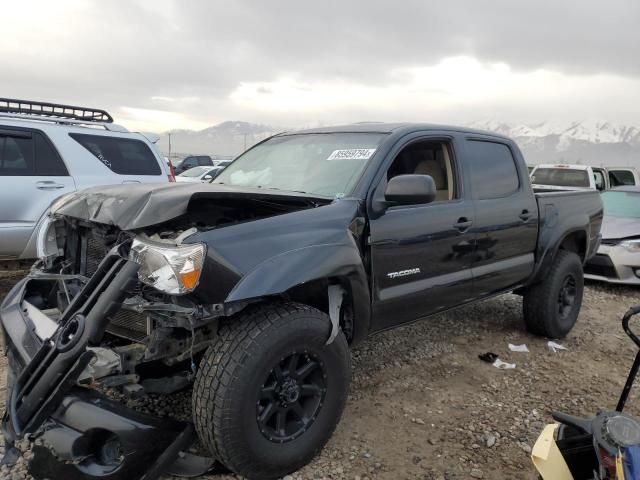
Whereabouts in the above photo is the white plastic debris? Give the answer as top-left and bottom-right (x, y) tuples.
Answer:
(547, 341), (568, 353)
(508, 343), (529, 353)
(493, 359), (516, 369)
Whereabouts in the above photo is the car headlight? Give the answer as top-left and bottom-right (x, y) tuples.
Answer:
(129, 238), (206, 295)
(620, 239), (640, 253)
(36, 215), (56, 259)
(36, 193), (78, 259)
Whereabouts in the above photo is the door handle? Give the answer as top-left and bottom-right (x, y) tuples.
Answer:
(453, 217), (473, 232)
(36, 181), (65, 190)
(519, 210), (532, 221)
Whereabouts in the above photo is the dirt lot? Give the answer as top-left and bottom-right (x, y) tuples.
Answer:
(1, 269), (639, 480)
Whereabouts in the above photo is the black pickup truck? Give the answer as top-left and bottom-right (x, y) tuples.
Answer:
(1, 123), (603, 480)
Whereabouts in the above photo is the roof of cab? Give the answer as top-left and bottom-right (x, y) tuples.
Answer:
(278, 122), (512, 141)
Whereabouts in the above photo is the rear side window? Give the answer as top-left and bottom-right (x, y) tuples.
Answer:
(70, 133), (161, 175)
(466, 140), (519, 199)
(0, 130), (67, 176)
(609, 169), (636, 186)
(197, 156), (211, 166)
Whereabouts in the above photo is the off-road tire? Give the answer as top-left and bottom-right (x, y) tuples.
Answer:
(192, 302), (351, 480)
(523, 250), (584, 338)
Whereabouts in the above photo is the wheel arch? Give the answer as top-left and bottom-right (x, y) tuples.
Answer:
(224, 243), (371, 345)
(529, 227), (589, 286)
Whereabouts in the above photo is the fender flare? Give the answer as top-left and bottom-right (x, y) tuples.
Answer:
(226, 242), (371, 344)
(530, 225), (589, 285)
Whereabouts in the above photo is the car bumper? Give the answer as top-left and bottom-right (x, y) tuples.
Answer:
(0, 260), (194, 479)
(584, 244), (640, 285)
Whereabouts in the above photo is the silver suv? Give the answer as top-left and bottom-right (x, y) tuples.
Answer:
(0, 99), (173, 261)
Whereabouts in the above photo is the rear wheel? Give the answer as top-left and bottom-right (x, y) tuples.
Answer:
(192, 302), (351, 480)
(523, 250), (584, 338)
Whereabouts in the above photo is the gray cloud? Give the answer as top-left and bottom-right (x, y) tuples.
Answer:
(2, 0), (639, 128)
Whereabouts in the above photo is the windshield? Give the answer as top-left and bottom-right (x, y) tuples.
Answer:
(213, 133), (387, 197)
(180, 166), (210, 177)
(531, 168), (590, 187)
(601, 191), (640, 218)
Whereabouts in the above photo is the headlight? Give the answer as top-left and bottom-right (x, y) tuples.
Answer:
(620, 240), (640, 253)
(36, 193), (77, 259)
(129, 238), (206, 295)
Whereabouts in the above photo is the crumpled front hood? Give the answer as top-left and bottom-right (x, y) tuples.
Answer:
(601, 215), (640, 240)
(53, 182), (329, 230)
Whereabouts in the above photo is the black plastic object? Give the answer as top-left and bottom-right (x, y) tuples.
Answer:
(28, 388), (193, 480)
(7, 256), (139, 439)
(0, 98), (113, 123)
(478, 352), (498, 363)
(165, 451), (229, 477)
(617, 305), (640, 412)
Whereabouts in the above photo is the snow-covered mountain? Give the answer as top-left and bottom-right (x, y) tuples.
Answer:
(469, 120), (640, 166)
(157, 121), (282, 159)
(158, 120), (640, 167)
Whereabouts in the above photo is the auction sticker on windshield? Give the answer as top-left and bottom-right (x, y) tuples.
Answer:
(327, 149), (376, 161)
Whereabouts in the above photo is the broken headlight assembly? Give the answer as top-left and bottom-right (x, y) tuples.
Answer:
(36, 193), (77, 259)
(620, 239), (640, 253)
(129, 237), (206, 295)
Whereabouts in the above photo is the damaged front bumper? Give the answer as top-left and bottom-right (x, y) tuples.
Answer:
(0, 253), (197, 479)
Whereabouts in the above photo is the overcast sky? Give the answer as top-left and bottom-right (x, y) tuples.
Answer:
(3, 0), (640, 132)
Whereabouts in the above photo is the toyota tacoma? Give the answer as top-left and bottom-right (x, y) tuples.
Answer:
(1, 123), (603, 479)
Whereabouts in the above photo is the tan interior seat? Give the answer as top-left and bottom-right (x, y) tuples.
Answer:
(413, 154), (449, 201)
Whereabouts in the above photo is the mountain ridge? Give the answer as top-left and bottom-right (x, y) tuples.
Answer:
(158, 120), (640, 167)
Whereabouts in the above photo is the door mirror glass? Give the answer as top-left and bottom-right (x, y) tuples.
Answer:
(384, 174), (436, 205)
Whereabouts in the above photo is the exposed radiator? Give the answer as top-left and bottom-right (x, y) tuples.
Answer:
(107, 309), (150, 342)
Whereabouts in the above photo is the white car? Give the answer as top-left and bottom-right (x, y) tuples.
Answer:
(0, 98), (173, 261)
(176, 165), (225, 183)
(584, 187), (640, 285)
(530, 164), (596, 191)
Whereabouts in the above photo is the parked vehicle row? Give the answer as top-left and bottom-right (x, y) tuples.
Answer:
(0, 98), (173, 261)
(174, 155), (232, 175)
(530, 163), (639, 192)
(175, 165), (225, 182)
(1, 122), (603, 479)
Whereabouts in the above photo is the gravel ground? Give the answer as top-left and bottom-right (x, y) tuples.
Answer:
(1, 269), (639, 480)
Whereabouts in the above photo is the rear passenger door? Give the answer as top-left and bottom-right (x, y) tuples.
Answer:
(0, 127), (75, 259)
(465, 138), (537, 297)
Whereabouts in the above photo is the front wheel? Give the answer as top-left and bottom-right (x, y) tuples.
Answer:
(523, 250), (584, 338)
(192, 302), (351, 480)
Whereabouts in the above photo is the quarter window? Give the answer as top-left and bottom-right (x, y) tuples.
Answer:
(70, 133), (161, 175)
(467, 140), (519, 199)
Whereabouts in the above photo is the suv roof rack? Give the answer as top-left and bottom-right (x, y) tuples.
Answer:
(0, 98), (114, 123)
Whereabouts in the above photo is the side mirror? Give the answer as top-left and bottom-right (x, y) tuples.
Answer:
(384, 174), (436, 205)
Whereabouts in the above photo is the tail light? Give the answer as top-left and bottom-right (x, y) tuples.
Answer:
(167, 159), (176, 182)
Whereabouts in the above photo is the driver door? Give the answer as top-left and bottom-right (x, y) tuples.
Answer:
(368, 137), (476, 331)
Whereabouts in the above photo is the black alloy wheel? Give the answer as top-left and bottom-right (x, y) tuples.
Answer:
(257, 351), (327, 443)
(557, 274), (577, 320)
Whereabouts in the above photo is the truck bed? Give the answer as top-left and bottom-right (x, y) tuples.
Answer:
(532, 189), (603, 279)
